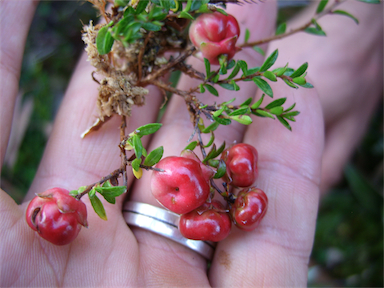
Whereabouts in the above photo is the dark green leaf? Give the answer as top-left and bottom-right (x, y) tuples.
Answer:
(219, 83), (237, 91)
(290, 62), (308, 78)
(179, 11), (194, 20)
(204, 84), (219, 96)
(96, 186), (126, 201)
(244, 28), (250, 43)
(259, 49), (278, 72)
(299, 82), (314, 88)
(228, 107), (250, 116)
(190, 0), (203, 11)
(141, 22), (162, 31)
(227, 59), (236, 70)
(252, 46), (265, 56)
(245, 67), (260, 76)
(204, 58), (211, 78)
(263, 71), (277, 82)
(332, 10), (359, 24)
(237, 60), (248, 75)
(203, 132), (215, 148)
(135, 0), (149, 14)
(212, 115), (231, 125)
(275, 22), (286, 35)
(253, 109), (275, 119)
(250, 94), (265, 109)
(227, 63), (241, 80)
(305, 27), (326, 36)
(214, 160), (227, 179)
(143, 146), (163, 166)
(283, 111), (300, 117)
(252, 77), (273, 97)
(199, 83), (206, 93)
(316, 0), (328, 13)
(240, 97), (253, 107)
(284, 102), (296, 112)
(160, 0), (171, 10)
(134, 123), (162, 137)
(132, 134), (143, 158)
(356, 0), (380, 3)
(202, 121), (219, 133)
(265, 97), (286, 109)
(277, 116), (292, 131)
(115, 0), (130, 7)
(184, 141), (198, 151)
(215, 8), (227, 15)
(208, 159), (219, 168)
(89, 193), (107, 220)
(96, 26), (114, 55)
(132, 157), (141, 171)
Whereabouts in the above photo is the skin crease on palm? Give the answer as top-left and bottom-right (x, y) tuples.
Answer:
(0, 0), (381, 287)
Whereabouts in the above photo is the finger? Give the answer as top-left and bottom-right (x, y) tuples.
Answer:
(0, 0), (38, 167)
(128, 1), (278, 284)
(209, 80), (324, 286)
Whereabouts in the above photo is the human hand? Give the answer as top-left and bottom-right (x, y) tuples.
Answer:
(1, 1), (323, 286)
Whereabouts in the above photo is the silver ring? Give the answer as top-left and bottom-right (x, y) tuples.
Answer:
(123, 201), (216, 260)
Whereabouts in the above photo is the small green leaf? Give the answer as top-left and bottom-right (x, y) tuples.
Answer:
(143, 146), (164, 166)
(204, 84), (219, 96)
(245, 67), (260, 76)
(141, 22), (162, 31)
(89, 193), (107, 220)
(259, 49), (278, 72)
(179, 11), (194, 20)
(292, 77), (306, 85)
(275, 22), (286, 35)
(214, 160), (226, 179)
(244, 28), (250, 43)
(240, 97), (253, 107)
(277, 116), (292, 131)
(199, 83), (206, 93)
(305, 27), (326, 36)
(356, 0), (380, 4)
(133, 123), (162, 137)
(252, 46), (265, 56)
(299, 82), (314, 88)
(269, 106), (284, 116)
(208, 159), (219, 168)
(212, 115), (231, 125)
(132, 157), (141, 171)
(213, 106), (225, 117)
(96, 186), (126, 204)
(263, 71), (277, 82)
(316, 0), (328, 13)
(227, 59), (236, 70)
(227, 62), (240, 79)
(202, 121), (219, 133)
(332, 10), (359, 24)
(252, 77), (273, 97)
(132, 134), (143, 159)
(253, 109), (275, 119)
(228, 107), (250, 116)
(250, 94), (265, 109)
(184, 141), (198, 151)
(265, 97), (286, 109)
(284, 102), (296, 112)
(290, 62), (308, 78)
(204, 58), (211, 78)
(283, 78), (299, 89)
(237, 60), (248, 75)
(97, 26), (114, 55)
(203, 132), (215, 148)
(283, 111), (300, 117)
(219, 83), (238, 91)
(135, 0), (149, 13)
(230, 115), (253, 125)
(215, 8), (227, 15)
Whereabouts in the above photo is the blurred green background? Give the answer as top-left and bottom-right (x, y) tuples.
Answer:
(1, 1), (382, 286)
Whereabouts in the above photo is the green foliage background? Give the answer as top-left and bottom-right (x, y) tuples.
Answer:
(1, 1), (382, 286)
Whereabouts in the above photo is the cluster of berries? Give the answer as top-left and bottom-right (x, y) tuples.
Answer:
(151, 143), (268, 242)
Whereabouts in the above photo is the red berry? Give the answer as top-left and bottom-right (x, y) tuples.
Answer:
(230, 187), (268, 231)
(221, 143), (258, 187)
(179, 201), (231, 242)
(189, 12), (241, 65)
(151, 156), (214, 214)
(26, 187), (88, 245)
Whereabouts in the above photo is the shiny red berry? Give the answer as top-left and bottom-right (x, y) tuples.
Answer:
(230, 187), (268, 231)
(151, 156), (214, 214)
(26, 187), (88, 245)
(221, 143), (258, 187)
(179, 200), (231, 242)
